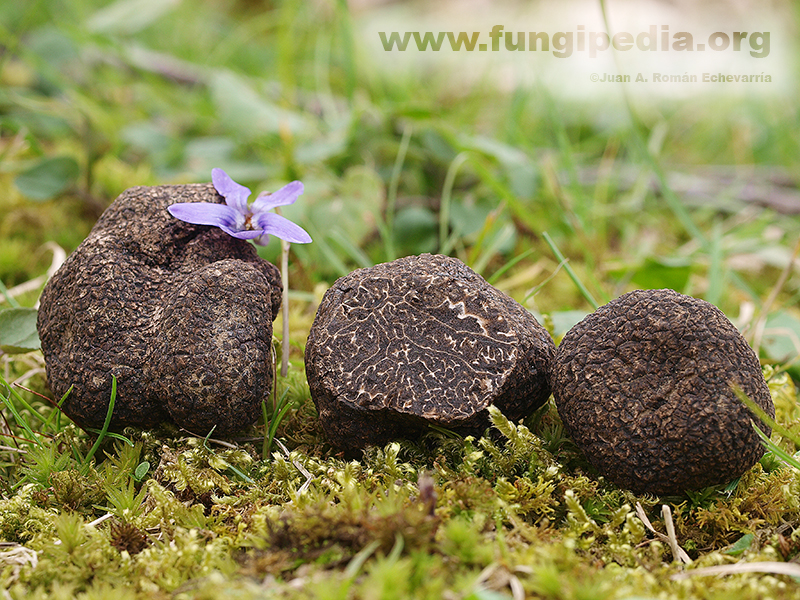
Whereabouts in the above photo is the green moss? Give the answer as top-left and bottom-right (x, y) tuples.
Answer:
(18, 513), (125, 594)
(0, 485), (58, 544)
(2, 357), (800, 599)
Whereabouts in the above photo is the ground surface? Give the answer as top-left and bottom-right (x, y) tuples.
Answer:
(2, 0), (800, 597)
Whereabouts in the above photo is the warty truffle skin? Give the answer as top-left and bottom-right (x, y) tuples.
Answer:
(553, 288), (774, 496)
(37, 183), (282, 435)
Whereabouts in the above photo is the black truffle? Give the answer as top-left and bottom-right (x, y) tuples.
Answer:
(305, 254), (555, 453)
(553, 288), (774, 495)
(37, 183), (281, 435)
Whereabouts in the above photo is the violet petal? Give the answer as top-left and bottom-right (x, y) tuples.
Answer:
(251, 181), (304, 212)
(168, 203), (242, 229)
(219, 226), (265, 240)
(211, 168), (251, 213)
(253, 212), (313, 244)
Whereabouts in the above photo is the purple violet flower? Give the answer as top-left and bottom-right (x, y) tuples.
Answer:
(167, 168), (312, 245)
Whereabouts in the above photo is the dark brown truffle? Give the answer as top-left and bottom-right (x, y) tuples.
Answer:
(553, 288), (774, 495)
(37, 183), (281, 435)
(305, 254), (555, 453)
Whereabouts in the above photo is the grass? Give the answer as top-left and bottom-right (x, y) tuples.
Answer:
(2, 0), (800, 597)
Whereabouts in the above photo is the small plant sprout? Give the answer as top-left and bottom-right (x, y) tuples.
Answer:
(167, 168), (312, 246)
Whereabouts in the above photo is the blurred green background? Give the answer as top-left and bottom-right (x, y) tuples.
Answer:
(2, 0), (800, 370)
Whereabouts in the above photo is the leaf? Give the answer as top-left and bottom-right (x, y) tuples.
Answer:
(134, 461), (151, 481)
(0, 307), (41, 354)
(14, 156), (79, 201)
(458, 134), (538, 199)
(723, 532), (754, 556)
(546, 310), (590, 338)
(294, 115), (352, 164)
(209, 71), (311, 139)
(87, 0), (181, 34)
(630, 257), (693, 292)
(449, 200), (494, 239)
(762, 310), (800, 364)
(393, 206), (438, 255)
(468, 591), (514, 600)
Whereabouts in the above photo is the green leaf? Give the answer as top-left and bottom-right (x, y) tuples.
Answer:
(134, 461), (151, 481)
(466, 591), (513, 600)
(394, 206), (438, 255)
(545, 310), (590, 338)
(209, 71), (311, 139)
(449, 200), (494, 239)
(724, 532), (754, 556)
(0, 307), (40, 354)
(630, 257), (693, 292)
(14, 156), (79, 201)
(87, 0), (181, 34)
(458, 134), (538, 199)
(762, 310), (800, 365)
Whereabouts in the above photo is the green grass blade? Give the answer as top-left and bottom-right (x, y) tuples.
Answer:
(329, 228), (373, 269)
(706, 220), (725, 306)
(0, 390), (41, 447)
(0, 373), (49, 425)
(732, 382), (800, 448)
(81, 376), (117, 469)
(597, 0), (706, 247)
(0, 279), (21, 308)
(42, 385), (73, 432)
(752, 423), (800, 470)
(542, 231), (600, 310)
(384, 124), (413, 260)
(304, 221), (350, 278)
(227, 464), (254, 484)
(334, 0), (356, 100)
(465, 155), (535, 235)
(472, 222), (515, 276)
(487, 247), (538, 286)
(263, 387), (292, 461)
(439, 152), (470, 252)
(86, 429), (133, 446)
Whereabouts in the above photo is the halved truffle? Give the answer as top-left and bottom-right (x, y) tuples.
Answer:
(553, 288), (774, 496)
(305, 254), (555, 453)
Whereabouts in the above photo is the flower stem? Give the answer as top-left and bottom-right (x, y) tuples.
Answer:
(277, 208), (290, 379)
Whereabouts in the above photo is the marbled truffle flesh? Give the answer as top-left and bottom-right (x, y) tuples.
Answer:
(553, 288), (774, 495)
(37, 183), (281, 435)
(305, 254), (555, 453)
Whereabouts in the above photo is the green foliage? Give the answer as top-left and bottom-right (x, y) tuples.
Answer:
(20, 513), (124, 593)
(21, 443), (72, 488)
(481, 404), (557, 477)
(0, 484), (57, 543)
(156, 438), (253, 497)
(101, 478), (147, 522)
(2, 0), (800, 597)
(0, 307), (40, 353)
(262, 386), (294, 461)
(14, 156), (80, 202)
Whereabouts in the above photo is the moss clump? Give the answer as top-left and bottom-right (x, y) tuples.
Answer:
(0, 485), (58, 544)
(0, 365), (799, 599)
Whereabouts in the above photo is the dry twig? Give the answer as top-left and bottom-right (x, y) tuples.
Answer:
(635, 502), (692, 565)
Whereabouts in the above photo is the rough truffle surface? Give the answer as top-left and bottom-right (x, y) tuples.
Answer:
(37, 183), (281, 435)
(305, 254), (555, 453)
(553, 288), (774, 495)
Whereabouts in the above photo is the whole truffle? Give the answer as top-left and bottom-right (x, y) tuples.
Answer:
(37, 183), (281, 435)
(553, 288), (774, 495)
(305, 254), (555, 453)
